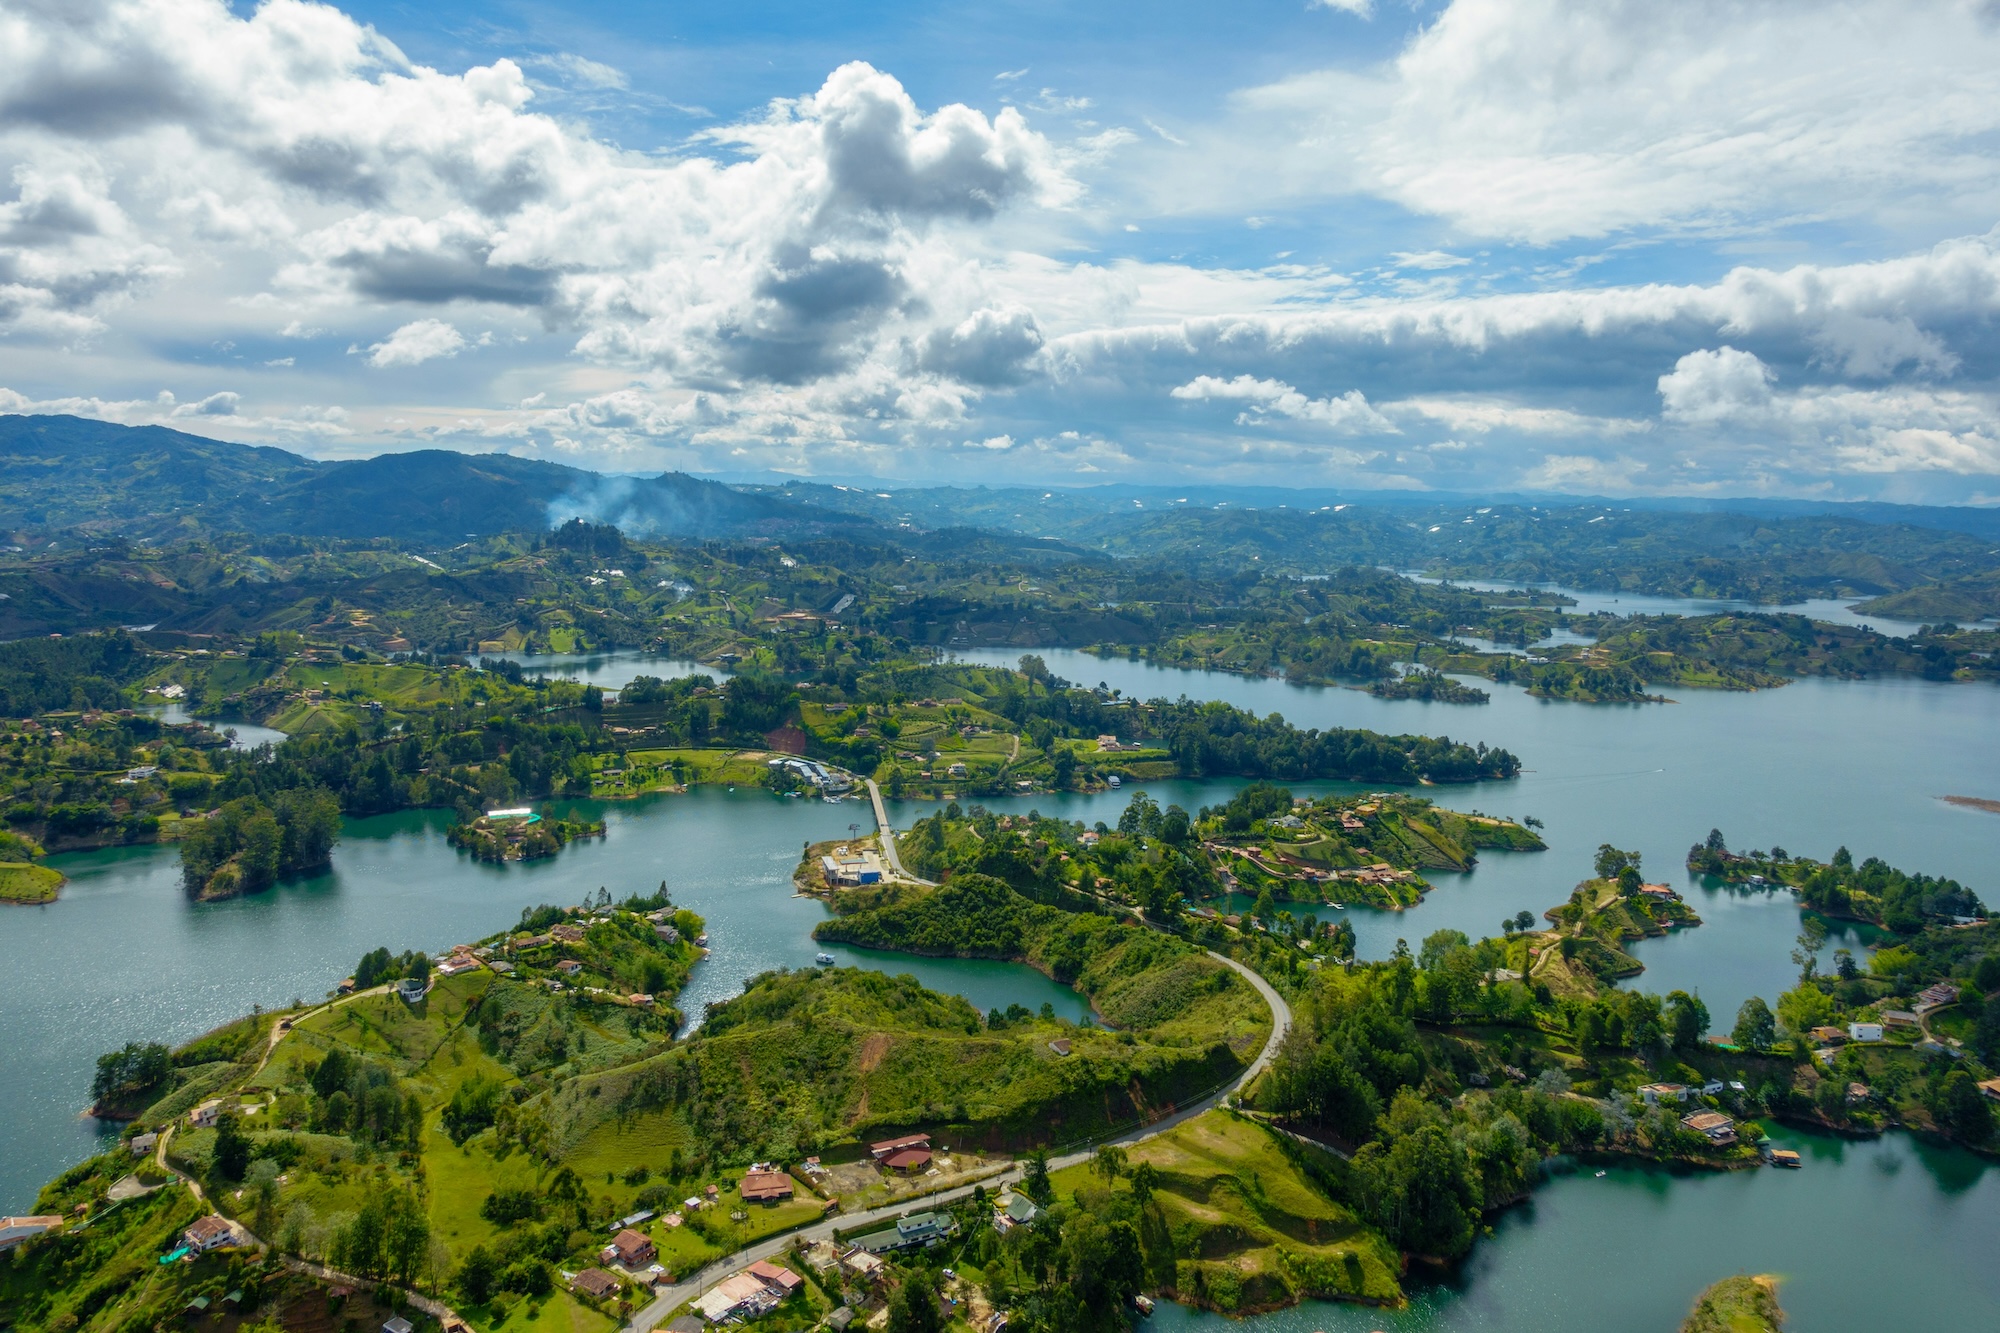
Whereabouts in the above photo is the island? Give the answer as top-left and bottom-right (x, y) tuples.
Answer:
(447, 807), (607, 862)
(1681, 1274), (1785, 1333)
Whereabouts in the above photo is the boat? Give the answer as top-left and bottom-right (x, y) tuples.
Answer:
(815, 952), (835, 966)
(1130, 1295), (1154, 1317)
(1769, 1149), (1802, 1168)
(1594, 1170), (1606, 1178)
(1107, 775), (1122, 788)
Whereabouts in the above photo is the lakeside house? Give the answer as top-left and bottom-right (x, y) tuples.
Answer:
(820, 847), (885, 886)
(396, 976), (428, 1004)
(572, 1269), (622, 1302)
(0, 1217), (63, 1253)
(741, 1169), (795, 1203)
(182, 1215), (234, 1253)
(1637, 1083), (1689, 1106)
(188, 1099), (224, 1129)
(1978, 1078), (2000, 1103)
(128, 1131), (157, 1156)
(1849, 1021), (1885, 1043)
(602, 1228), (656, 1268)
(1681, 1111), (1739, 1146)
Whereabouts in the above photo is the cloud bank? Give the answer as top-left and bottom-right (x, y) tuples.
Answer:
(0, 0), (1998, 500)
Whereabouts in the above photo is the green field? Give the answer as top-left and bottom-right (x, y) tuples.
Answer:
(0, 861), (64, 904)
(1053, 1111), (1401, 1311)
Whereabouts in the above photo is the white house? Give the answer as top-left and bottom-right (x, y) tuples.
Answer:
(1849, 1021), (1884, 1043)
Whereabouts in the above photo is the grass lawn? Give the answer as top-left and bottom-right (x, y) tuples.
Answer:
(1054, 1110), (1401, 1311)
(424, 1123), (545, 1256)
(0, 861), (64, 904)
(626, 749), (775, 786)
(480, 1288), (617, 1333)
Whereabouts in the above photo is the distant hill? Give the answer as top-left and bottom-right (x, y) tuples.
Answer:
(0, 415), (864, 543)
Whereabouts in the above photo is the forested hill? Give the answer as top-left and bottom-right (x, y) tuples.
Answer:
(0, 415), (863, 543)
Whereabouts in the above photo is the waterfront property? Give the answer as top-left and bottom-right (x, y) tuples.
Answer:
(0, 1216), (62, 1252)
(1638, 1082), (1689, 1106)
(820, 847), (886, 886)
(1682, 1111), (1739, 1146)
(187, 1099), (222, 1129)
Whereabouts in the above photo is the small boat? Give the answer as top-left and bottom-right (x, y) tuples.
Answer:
(1130, 1295), (1154, 1317)
(1594, 1170), (1606, 1178)
(815, 952), (835, 966)
(1769, 1149), (1802, 1168)
(1107, 775), (1122, 788)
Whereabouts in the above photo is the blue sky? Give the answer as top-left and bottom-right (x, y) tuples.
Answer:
(4, 0), (2000, 501)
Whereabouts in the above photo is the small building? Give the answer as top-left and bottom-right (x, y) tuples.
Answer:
(397, 976), (428, 1004)
(1846, 1082), (1872, 1104)
(1637, 1083), (1688, 1107)
(947, 763), (968, 779)
(1977, 1077), (2000, 1103)
(382, 1319), (414, 1333)
(1809, 1026), (1847, 1045)
(602, 1228), (656, 1268)
(827, 1308), (857, 1332)
(551, 923), (587, 943)
(188, 1099), (224, 1129)
(840, 1247), (886, 1282)
(1048, 1038), (1073, 1057)
(883, 1148), (932, 1173)
(870, 1133), (931, 1160)
(741, 1170), (794, 1203)
(1881, 1009), (1920, 1028)
(694, 1272), (778, 1322)
(128, 1131), (158, 1156)
(1699, 1080), (1725, 1097)
(745, 1259), (804, 1297)
(654, 923), (681, 944)
(182, 1215), (234, 1253)
(993, 1194), (1040, 1233)
(819, 849), (885, 887)
(0, 1217), (62, 1253)
(1848, 1021), (1884, 1043)
(557, 960), (583, 975)
(572, 1269), (622, 1302)
(1681, 1111), (1738, 1146)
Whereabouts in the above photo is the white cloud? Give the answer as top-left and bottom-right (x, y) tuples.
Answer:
(366, 318), (466, 368)
(1310, 0), (1374, 14)
(1227, 0), (2000, 243)
(1390, 250), (1469, 271)
(535, 53), (628, 91)
(1658, 347), (1775, 424)
(1172, 374), (1396, 433)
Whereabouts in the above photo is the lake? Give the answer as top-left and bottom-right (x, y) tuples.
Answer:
(5, 647), (1998, 1330)
(1148, 1124), (2000, 1332)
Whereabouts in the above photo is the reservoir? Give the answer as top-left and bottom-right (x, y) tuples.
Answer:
(4, 650), (1997, 1327)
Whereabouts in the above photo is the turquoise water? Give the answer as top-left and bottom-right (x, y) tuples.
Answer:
(1147, 1124), (2000, 1331)
(6, 650), (1998, 1331)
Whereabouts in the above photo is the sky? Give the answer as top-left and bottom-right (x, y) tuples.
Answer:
(4, 0), (2000, 502)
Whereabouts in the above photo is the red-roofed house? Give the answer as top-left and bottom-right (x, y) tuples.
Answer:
(741, 1170), (795, 1203)
(883, 1148), (932, 1173)
(869, 1133), (930, 1160)
(183, 1215), (234, 1253)
(601, 1228), (655, 1268)
(746, 1260), (805, 1296)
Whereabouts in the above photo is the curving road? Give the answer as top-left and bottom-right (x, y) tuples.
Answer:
(626, 948), (1290, 1333)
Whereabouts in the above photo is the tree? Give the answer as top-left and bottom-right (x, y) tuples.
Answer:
(457, 1246), (499, 1305)
(1928, 1069), (1994, 1143)
(886, 1267), (943, 1333)
(1091, 1144), (1126, 1184)
(1665, 991), (1710, 1048)
(1513, 910), (1535, 933)
(1022, 1148), (1054, 1205)
(1594, 844), (1640, 880)
(1050, 747), (1076, 790)
(1733, 996), (1776, 1050)
(1128, 1160), (1160, 1207)
(1791, 917), (1829, 982)
(211, 1110), (251, 1181)
(91, 1041), (171, 1106)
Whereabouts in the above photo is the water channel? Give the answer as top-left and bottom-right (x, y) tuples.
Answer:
(5, 644), (1998, 1327)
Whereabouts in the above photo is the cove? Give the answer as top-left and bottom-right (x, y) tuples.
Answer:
(952, 648), (2000, 1021)
(0, 788), (1079, 1212)
(1143, 1125), (2000, 1331)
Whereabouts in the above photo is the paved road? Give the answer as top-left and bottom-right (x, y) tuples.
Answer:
(626, 947), (1292, 1333)
(864, 780), (933, 885)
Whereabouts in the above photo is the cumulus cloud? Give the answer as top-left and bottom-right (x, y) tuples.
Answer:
(0, 384), (347, 438)
(1172, 375), (1396, 433)
(366, 318), (466, 368)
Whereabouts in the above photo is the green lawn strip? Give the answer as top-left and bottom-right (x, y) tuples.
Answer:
(0, 860), (65, 903)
